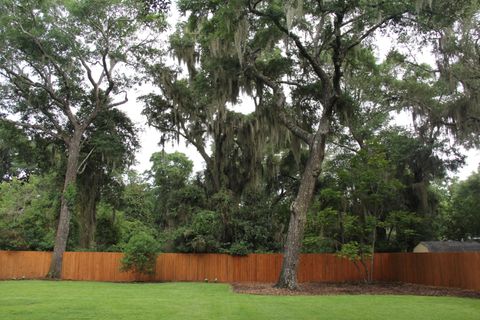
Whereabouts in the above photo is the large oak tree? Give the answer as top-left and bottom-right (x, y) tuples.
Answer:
(175, 0), (479, 289)
(0, 0), (164, 278)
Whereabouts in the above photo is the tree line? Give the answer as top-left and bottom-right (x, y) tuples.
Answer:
(0, 0), (479, 288)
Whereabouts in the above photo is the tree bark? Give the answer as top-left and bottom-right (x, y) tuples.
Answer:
(77, 172), (99, 249)
(47, 130), (82, 279)
(276, 116), (331, 289)
(370, 227), (377, 283)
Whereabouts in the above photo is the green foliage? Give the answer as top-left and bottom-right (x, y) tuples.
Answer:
(120, 232), (159, 275)
(337, 242), (372, 262)
(149, 151), (193, 191)
(121, 178), (154, 225)
(64, 183), (77, 210)
(227, 241), (249, 256)
(119, 220), (157, 249)
(303, 204), (340, 253)
(95, 202), (122, 252)
(440, 171), (480, 240)
(0, 174), (59, 250)
(337, 241), (373, 283)
(157, 184), (288, 254)
(383, 210), (423, 251)
(0, 122), (36, 180)
(149, 151), (203, 229)
(187, 210), (222, 253)
(227, 188), (288, 254)
(302, 236), (337, 254)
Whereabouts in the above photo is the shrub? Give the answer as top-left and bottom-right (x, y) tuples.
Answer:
(120, 232), (159, 275)
(227, 241), (249, 256)
(337, 241), (373, 283)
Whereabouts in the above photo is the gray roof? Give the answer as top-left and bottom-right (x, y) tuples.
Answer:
(417, 241), (480, 252)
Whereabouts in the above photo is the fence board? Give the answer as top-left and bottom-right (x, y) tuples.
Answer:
(0, 250), (478, 291)
(0, 251), (51, 279)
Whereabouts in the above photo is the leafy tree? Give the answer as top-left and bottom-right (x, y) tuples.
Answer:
(0, 122), (35, 181)
(75, 108), (139, 249)
(328, 46), (465, 240)
(145, 149), (289, 254)
(0, 0), (164, 277)
(121, 173), (155, 226)
(149, 151), (193, 192)
(229, 187), (289, 253)
(148, 151), (205, 228)
(95, 201), (122, 252)
(303, 205), (339, 254)
(186, 210), (223, 253)
(120, 231), (159, 275)
(337, 241), (373, 283)
(441, 171), (480, 240)
(383, 210), (423, 251)
(0, 121), (64, 182)
(142, 51), (285, 196)
(430, 11), (480, 147)
(327, 142), (406, 282)
(0, 174), (60, 250)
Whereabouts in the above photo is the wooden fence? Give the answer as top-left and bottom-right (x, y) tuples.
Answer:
(0, 251), (479, 291)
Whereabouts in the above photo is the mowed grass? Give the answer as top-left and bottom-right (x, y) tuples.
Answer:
(0, 281), (479, 320)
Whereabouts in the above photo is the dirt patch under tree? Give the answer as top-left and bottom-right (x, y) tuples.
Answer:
(232, 282), (480, 299)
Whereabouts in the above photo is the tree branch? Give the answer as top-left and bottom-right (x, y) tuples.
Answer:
(0, 118), (67, 142)
(151, 122), (212, 165)
(247, 1), (333, 102)
(78, 56), (99, 92)
(77, 147), (96, 174)
(16, 24), (78, 126)
(1, 70), (69, 142)
(344, 14), (405, 52)
(251, 68), (314, 145)
(109, 91), (129, 108)
(101, 49), (117, 97)
(329, 140), (359, 154)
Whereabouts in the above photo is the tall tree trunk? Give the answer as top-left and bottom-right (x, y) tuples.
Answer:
(48, 131), (82, 279)
(276, 117), (331, 289)
(370, 227), (377, 283)
(206, 158), (221, 194)
(77, 172), (99, 249)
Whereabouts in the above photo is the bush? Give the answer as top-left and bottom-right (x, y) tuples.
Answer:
(95, 202), (122, 251)
(337, 241), (373, 283)
(119, 220), (157, 248)
(188, 210), (222, 252)
(120, 232), (159, 275)
(227, 241), (249, 256)
(302, 236), (336, 253)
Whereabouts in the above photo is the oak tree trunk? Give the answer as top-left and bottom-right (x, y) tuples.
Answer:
(77, 172), (99, 249)
(47, 130), (82, 279)
(276, 117), (331, 289)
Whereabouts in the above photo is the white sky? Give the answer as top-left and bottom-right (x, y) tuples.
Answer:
(119, 7), (479, 181)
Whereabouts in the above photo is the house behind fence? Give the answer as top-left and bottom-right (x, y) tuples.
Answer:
(413, 241), (480, 253)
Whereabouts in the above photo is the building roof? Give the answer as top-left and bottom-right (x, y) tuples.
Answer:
(416, 241), (480, 252)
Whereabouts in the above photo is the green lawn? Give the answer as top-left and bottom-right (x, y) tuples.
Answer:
(0, 281), (478, 320)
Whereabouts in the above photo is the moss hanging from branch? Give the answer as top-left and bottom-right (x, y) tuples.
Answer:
(170, 29), (197, 77)
(285, 0), (304, 32)
(234, 17), (249, 66)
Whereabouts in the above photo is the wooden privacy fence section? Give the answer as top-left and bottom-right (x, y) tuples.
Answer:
(0, 251), (479, 291)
